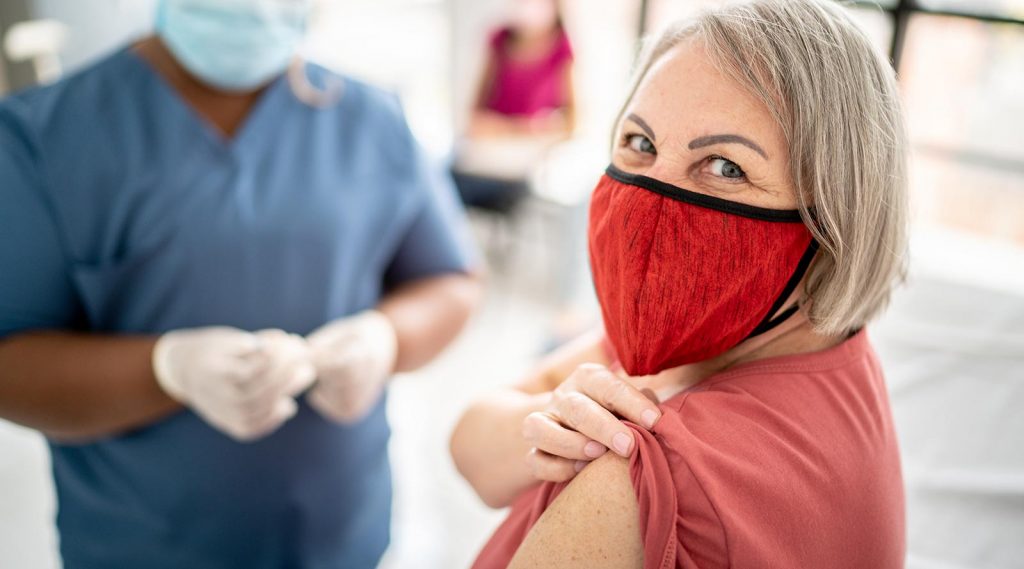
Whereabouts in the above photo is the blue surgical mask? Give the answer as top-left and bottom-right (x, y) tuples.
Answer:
(156, 0), (311, 93)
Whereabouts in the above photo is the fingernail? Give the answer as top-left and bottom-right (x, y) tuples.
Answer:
(642, 409), (660, 429)
(574, 460), (587, 473)
(583, 441), (606, 458)
(612, 432), (632, 456)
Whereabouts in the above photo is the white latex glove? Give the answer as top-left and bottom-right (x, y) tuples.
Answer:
(306, 310), (398, 424)
(153, 326), (316, 441)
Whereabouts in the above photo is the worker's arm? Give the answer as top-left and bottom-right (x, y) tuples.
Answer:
(0, 331), (179, 441)
(0, 325), (317, 444)
(508, 453), (643, 569)
(378, 273), (481, 373)
(0, 102), (181, 442)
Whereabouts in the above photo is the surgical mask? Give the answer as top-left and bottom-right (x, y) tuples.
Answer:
(156, 0), (311, 92)
(589, 165), (819, 376)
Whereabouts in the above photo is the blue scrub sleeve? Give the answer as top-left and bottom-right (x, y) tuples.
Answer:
(383, 138), (479, 288)
(0, 106), (80, 338)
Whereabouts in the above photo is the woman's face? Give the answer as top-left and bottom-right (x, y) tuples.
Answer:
(613, 39), (797, 210)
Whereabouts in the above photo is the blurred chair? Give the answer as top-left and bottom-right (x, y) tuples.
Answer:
(3, 19), (68, 85)
(450, 137), (555, 270)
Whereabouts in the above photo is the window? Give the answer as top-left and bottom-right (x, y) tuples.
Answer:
(306, 0), (453, 152)
(899, 14), (1024, 240)
(641, 0), (1024, 244)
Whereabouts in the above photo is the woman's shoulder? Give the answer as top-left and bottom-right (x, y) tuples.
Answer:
(0, 47), (139, 142)
(609, 331), (899, 564)
(644, 329), (899, 520)
(655, 330), (886, 452)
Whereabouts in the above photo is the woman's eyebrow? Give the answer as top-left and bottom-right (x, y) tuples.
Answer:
(626, 113), (656, 142)
(688, 134), (768, 159)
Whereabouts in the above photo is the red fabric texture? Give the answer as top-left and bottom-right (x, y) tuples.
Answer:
(484, 27), (574, 117)
(472, 330), (906, 569)
(588, 173), (814, 376)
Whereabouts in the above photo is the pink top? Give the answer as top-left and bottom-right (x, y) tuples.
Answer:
(473, 330), (906, 568)
(483, 27), (574, 117)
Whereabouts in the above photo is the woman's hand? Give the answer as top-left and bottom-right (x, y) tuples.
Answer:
(522, 363), (662, 483)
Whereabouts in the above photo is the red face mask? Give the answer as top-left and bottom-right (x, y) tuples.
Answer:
(589, 165), (818, 377)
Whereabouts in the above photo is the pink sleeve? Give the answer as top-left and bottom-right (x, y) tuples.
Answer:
(627, 423), (680, 569)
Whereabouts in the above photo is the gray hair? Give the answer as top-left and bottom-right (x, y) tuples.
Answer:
(615, 0), (909, 335)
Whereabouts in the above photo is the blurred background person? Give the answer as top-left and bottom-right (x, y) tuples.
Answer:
(449, 0), (587, 350)
(451, 0), (576, 213)
(0, 0), (479, 567)
(467, 0), (575, 141)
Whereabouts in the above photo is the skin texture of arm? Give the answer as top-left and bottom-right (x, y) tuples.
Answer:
(0, 332), (180, 442)
(450, 329), (609, 507)
(508, 452), (644, 569)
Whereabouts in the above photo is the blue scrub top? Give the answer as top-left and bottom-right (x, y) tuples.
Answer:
(0, 47), (474, 569)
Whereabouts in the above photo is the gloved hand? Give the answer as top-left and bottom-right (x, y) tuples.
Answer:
(306, 310), (398, 424)
(153, 326), (316, 441)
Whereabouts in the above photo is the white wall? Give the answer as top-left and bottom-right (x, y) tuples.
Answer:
(31, 0), (156, 75)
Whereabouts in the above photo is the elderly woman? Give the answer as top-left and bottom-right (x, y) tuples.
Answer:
(450, 0), (907, 567)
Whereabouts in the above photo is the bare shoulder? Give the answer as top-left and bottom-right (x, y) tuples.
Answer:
(508, 453), (643, 569)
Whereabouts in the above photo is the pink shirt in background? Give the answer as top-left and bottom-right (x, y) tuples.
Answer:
(473, 330), (906, 568)
(483, 27), (573, 117)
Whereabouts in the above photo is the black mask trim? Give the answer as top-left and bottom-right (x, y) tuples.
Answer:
(605, 164), (804, 223)
(744, 240), (820, 340)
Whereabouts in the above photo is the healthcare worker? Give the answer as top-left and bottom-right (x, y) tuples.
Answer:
(0, 0), (480, 567)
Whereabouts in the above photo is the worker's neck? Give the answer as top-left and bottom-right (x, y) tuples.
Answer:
(132, 35), (266, 138)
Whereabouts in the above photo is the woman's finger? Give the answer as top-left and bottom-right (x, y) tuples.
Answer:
(525, 448), (579, 483)
(574, 364), (661, 429)
(553, 390), (636, 458)
(522, 412), (607, 461)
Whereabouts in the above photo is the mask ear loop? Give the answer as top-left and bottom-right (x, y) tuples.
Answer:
(744, 240), (820, 340)
(287, 57), (344, 108)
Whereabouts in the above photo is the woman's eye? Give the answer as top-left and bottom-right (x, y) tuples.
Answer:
(625, 134), (656, 155)
(707, 156), (746, 180)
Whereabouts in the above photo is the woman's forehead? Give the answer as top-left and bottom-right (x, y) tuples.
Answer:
(625, 40), (784, 151)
